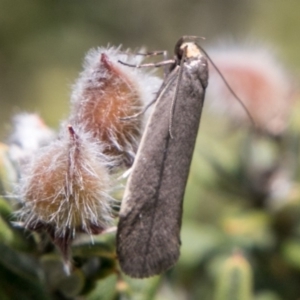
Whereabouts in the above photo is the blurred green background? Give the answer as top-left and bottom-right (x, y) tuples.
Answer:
(0, 0), (300, 138)
(1, 1), (300, 300)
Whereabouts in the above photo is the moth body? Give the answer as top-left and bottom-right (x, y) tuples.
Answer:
(117, 38), (209, 278)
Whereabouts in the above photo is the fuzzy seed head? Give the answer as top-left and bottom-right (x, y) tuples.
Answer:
(70, 46), (162, 167)
(206, 43), (295, 135)
(19, 124), (113, 238)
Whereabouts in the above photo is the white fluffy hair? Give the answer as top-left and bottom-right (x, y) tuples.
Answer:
(18, 123), (114, 238)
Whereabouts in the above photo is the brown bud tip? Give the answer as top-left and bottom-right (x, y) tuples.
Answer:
(67, 124), (76, 138)
(70, 46), (162, 168)
(19, 125), (114, 241)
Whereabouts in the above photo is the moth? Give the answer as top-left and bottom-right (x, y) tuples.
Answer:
(116, 36), (209, 278)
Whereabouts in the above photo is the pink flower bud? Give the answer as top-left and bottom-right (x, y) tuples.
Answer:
(207, 43), (295, 136)
(19, 124), (113, 259)
(70, 47), (162, 167)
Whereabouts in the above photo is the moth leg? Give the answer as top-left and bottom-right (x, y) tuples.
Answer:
(134, 50), (170, 77)
(161, 51), (171, 78)
(119, 167), (133, 179)
(120, 97), (157, 121)
(118, 54), (175, 120)
(101, 226), (117, 234)
(135, 50), (167, 57)
(118, 59), (175, 69)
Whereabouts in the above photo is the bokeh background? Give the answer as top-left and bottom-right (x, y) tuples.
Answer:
(1, 0), (300, 138)
(1, 1), (300, 300)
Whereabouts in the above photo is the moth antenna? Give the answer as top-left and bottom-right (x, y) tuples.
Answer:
(196, 45), (256, 128)
(168, 47), (187, 139)
(144, 73), (179, 137)
(181, 35), (206, 41)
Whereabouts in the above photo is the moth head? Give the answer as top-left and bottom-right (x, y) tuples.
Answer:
(174, 36), (203, 61)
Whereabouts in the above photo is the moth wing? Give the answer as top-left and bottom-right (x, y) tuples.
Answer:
(117, 56), (208, 278)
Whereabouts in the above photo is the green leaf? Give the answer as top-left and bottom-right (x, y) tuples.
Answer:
(0, 216), (14, 244)
(0, 197), (13, 218)
(214, 251), (253, 300)
(72, 233), (116, 259)
(178, 222), (225, 269)
(0, 243), (43, 282)
(0, 143), (18, 195)
(123, 275), (162, 300)
(222, 211), (275, 250)
(254, 290), (282, 300)
(281, 239), (300, 270)
(86, 274), (118, 300)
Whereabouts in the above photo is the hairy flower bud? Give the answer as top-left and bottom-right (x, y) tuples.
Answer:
(207, 43), (295, 136)
(19, 124), (113, 260)
(70, 46), (162, 168)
